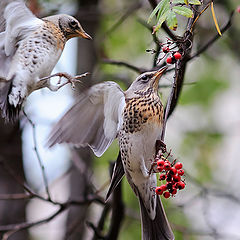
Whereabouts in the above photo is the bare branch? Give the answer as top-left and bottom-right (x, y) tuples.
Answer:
(1, 206), (65, 239)
(87, 221), (105, 240)
(0, 193), (31, 200)
(105, 172), (125, 240)
(189, 11), (234, 61)
(137, 18), (162, 67)
(104, 1), (142, 36)
(23, 110), (51, 201)
(102, 58), (147, 73)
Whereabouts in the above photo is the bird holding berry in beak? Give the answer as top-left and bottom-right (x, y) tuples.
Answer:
(0, 0), (91, 122)
(48, 66), (174, 240)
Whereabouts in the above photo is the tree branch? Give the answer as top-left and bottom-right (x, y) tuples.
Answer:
(23, 110), (51, 200)
(189, 11), (234, 61)
(102, 58), (147, 73)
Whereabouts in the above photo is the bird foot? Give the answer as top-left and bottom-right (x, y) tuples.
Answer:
(55, 72), (90, 90)
(37, 72), (90, 91)
(155, 140), (166, 155)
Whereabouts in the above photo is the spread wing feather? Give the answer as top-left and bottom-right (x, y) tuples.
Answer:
(48, 82), (125, 157)
(3, 1), (43, 57)
(0, 1), (43, 120)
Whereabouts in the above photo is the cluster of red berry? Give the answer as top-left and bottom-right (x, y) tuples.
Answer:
(166, 51), (182, 64)
(162, 46), (182, 64)
(146, 38), (182, 65)
(155, 157), (185, 198)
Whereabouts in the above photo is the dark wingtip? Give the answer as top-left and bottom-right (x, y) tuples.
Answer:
(105, 154), (125, 202)
(0, 78), (21, 123)
(0, 102), (21, 124)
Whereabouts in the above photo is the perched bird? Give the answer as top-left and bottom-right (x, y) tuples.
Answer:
(0, 0), (91, 122)
(48, 67), (174, 240)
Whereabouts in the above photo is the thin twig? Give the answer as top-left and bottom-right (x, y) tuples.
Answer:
(0, 157), (43, 200)
(102, 58), (147, 73)
(87, 222), (105, 239)
(0, 193), (31, 200)
(105, 166), (125, 240)
(23, 110), (51, 200)
(104, 1), (142, 36)
(1, 205), (66, 239)
(189, 11), (234, 60)
(92, 204), (111, 240)
(137, 18), (162, 67)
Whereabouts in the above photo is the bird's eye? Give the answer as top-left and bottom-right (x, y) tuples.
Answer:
(69, 20), (78, 28)
(141, 75), (148, 81)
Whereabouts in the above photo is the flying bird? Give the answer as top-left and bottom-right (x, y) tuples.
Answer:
(0, 0), (91, 122)
(48, 67), (174, 240)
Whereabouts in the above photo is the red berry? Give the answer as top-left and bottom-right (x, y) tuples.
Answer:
(163, 191), (170, 198)
(178, 169), (184, 176)
(169, 167), (177, 175)
(155, 187), (163, 195)
(157, 166), (164, 172)
(162, 46), (170, 53)
(178, 181), (185, 190)
(173, 175), (181, 182)
(166, 57), (172, 64)
(166, 176), (172, 182)
(173, 183), (178, 189)
(237, 6), (240, 13)
(159, 173), (166, 180)
(166, 182), (173, 190)
(171, 188), (177, 195)
(164, 163), (171, 170)
(159, 184), (167, 191)
(174, 162), (183, 170)
(174, 52), (182, 60)
(157, 160), (165, 167)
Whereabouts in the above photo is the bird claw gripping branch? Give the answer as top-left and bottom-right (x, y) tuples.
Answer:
(37, 72), (89, 91)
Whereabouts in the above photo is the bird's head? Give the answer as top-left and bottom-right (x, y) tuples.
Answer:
(126, 66), (167, 97)
(44, 14), (92, 40)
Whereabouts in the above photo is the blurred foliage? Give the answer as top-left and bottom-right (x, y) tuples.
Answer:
(180, 59), (229, 107)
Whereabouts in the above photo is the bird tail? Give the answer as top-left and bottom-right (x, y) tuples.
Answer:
(0, 79), (21, 123)
(138, 191), (174, 240)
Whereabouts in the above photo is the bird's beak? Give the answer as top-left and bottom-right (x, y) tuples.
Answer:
(76, 29), (92, 40)
(152, 66), (167, 90)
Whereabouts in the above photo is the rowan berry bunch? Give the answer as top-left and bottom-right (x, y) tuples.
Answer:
(154, 153), (185, 199)
(161, 39), (182, 65)
(147, 38), (182, 65)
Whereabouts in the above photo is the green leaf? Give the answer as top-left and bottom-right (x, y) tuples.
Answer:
(173, 0), (185, 3)
(173, 6), (193, 18)
(148, 0), (169, 23)
(166, 11), (178, 30)
(189, 0), (201, 5)
(156, 0), (170, 21)
(184, 0), (189, 5)
(173, 0), (201, 5)
(153, 9), (170, 33)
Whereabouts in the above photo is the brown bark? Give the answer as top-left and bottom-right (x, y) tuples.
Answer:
(0, 119), (29, 240)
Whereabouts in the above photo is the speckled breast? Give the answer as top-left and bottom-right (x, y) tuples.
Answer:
(122, 94), (164, 134)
